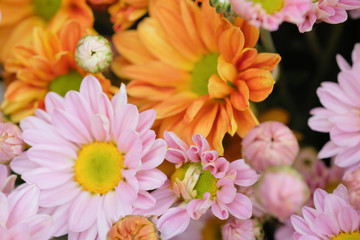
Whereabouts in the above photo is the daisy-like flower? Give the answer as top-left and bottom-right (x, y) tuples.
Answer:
(112, 0), (281, 154)
(1, 20), (117, 123)
(141, 131), (259, 239)
(298, 0), (360, 32)
(0, 184), (54, 239)
(291, 184), (360, 240)
(0, 0), (93, 64)
(229, 0), (311, 31)
(10, 75), (167, 239)
(109, 0), (149, 32)
(308, 42), (360, 173)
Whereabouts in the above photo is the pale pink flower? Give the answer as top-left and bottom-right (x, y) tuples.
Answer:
(141, 132), (259, 240)
(308, 43), (360, 173)
(0, 121), (25, 164)
(229, 0), (311, 31)
(298, 0), (360, 32)
(0, 184), (54, 239)
(10, 75), (167, 239)
(291, 184), (360, 239)
(221, 217), (259, 240)
(256, 166), (309, 222)
(0, 164), (16, 195)
(242, 121), (299, 172)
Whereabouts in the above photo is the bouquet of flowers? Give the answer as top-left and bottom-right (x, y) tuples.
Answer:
(0, 0), (360, 239)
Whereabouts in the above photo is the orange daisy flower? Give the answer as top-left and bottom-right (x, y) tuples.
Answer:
(1, 20), (118, 123)
(112, 0), (281, 154)
(0, 0), (93, 64)
(109, 0), (149, 32)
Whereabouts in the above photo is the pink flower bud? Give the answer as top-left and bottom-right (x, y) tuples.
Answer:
(0, 122), (24, 164)
(242, 121), (299, 172)
(255, 166), (309, 222)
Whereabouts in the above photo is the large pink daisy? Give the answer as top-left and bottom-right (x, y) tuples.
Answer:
(10, 75), (167, 239)
(139, 131), (259, 239)
(291, 184), (360, 239)
(308, 43), (360, 173)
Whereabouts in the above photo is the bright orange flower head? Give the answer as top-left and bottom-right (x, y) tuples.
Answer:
(112, 0), (281, 154)
(1, 20), (118, 123)
(109, 0), (149, 32)
(0, 0), (94, 64)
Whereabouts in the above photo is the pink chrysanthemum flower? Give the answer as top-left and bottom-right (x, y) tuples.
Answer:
(10, 75), (167, 239)
(0, 164), (17, 195)
(141, 131), (259, 239)
(308, 43), (360, 173)
(0, 121), (25, 164)
(229, 0), (311, 31)
(291, 184), (360, 240)
(0, 184), (54, 239)
(298, 0), (360, 32)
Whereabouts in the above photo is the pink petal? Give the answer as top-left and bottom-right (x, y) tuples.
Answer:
(139, 130), (156, 156)
(313, 188), (328, 212)
(136, 109), (156, 136)
(135, 187), (176, 216)
(336, 54), (351, 71)
(20, 116), (54, 132)
(186, 145), (201, 162)
(123, 151), (141, 174)
(136, 169), (167, 191)
(68, 222), (98, 240)
(117, 129), (142, 155)
(90, 114), (110, 142)
(44, 92), (65, 114)
(52, 109), (92, 145)
(216, 178), (236, 204)
(338, 206), (359, 233)
(165, 148), (187, 164)
(333, 184), (349, 202)
(338, 71), (360, 103)
(1, 175), (16, 195)
(22, 214), (54, 240)
(291, 215), (315, 236)
(116, 177), (139, 205)
(0, 192), (9, 225)
(200, 150), (219, 164)
(211, 199), (229, 220)
(39, 181), (81, 208)
(318, 141), (342, 159)
(133, 190), (156, 210)
(141, 138), (167, 170)
(164, 131), (189, 151)
(41, 203), (71, 237)
(157, 207), (190, 240)
(334, 144), (360, 168)
(96, 197), (112, 240)
(8, 223), (30, 240)
(192, 134), (211, 153)
(112, 104), (139, 139)
(10, 152), (40, 175)
(111, 83), (128, 113)
(226, 193), (252, 219)
(313, 213), (339, 237)
(22, 168), (73, 189)
(213, 157), (229, 178)
(7, 184), (39, 228)
(330, 127), (360, 147)
(186, 192), (213, 219)
(68, 191), (100, 232)
(64, 91), (93, 132)
(229, 159), (259, 187)
(79, 75), (103, 113)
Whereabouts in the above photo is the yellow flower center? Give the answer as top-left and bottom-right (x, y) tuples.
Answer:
(74, 142), (124, 194)
(33, 0), (62, 22)
(332, 232), (360, 240)
(192, 53), (219, 96)
(251, 0), (284, 14)
(49, 71), (83, 97)
(170, 162), (218, 201)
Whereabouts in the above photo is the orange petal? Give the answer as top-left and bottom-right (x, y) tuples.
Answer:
(59, 20), (84, 53)
(225, 98), (237, 136)
(230, 80), (249, 111)
(232, 48), (258, 71)
(208, 74), (232, 99)
(184, 95), (209, 123)
(218, 26), (244, 62)
(239, 68), (275, 102)
(126, 81), (175, 101)
(233, 107), (259, 138)
(112, 30), (156, 64)
(0, 3), (33, 26)
(250, 53), (281, 71)
(234, 18), (260, 48)
(4, 81), (47, 102)
(217, 55), (237, 83)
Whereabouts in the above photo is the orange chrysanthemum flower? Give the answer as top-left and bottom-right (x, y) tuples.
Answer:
(0, 0), (93, 64)
(1, 21), (118, 123)
(109, 0), (149, 32)
(112, 0), (281, 154)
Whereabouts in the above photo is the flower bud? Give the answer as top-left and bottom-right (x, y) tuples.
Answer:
(108, 215), (160, 240)
(0, 122), (24, 164)
(255, 166), (309, 221)
(75, 35), (113, 73)
(222, 218), (262, 240)
(242, 121), (299, 172)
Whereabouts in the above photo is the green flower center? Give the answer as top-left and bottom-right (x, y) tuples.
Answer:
(74, 142), (124, 194)
(191, 53), (219, 96)
(332, 232), (360, 240)
(49, 71), (83, 97)
(33, 0), (62, 22)
(251, 0), (284, 14)
(171, 163), (218, 201)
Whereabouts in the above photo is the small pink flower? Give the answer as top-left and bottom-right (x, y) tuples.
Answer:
(0, 121), (25, 164)
(141, 132), (259, 239)
(0, 184), (54, 239)
(242, 121), (299, 172)
(308, 43), (360, 173)
(256, 166), (309, 222)
(291, 184), (360, 239)
(298, 0), (360, 32)
(10, 75), (167, 239)
(0, 164), (16, 195)
(221, 217), (260, 240)
(230, 0), (311, 31)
